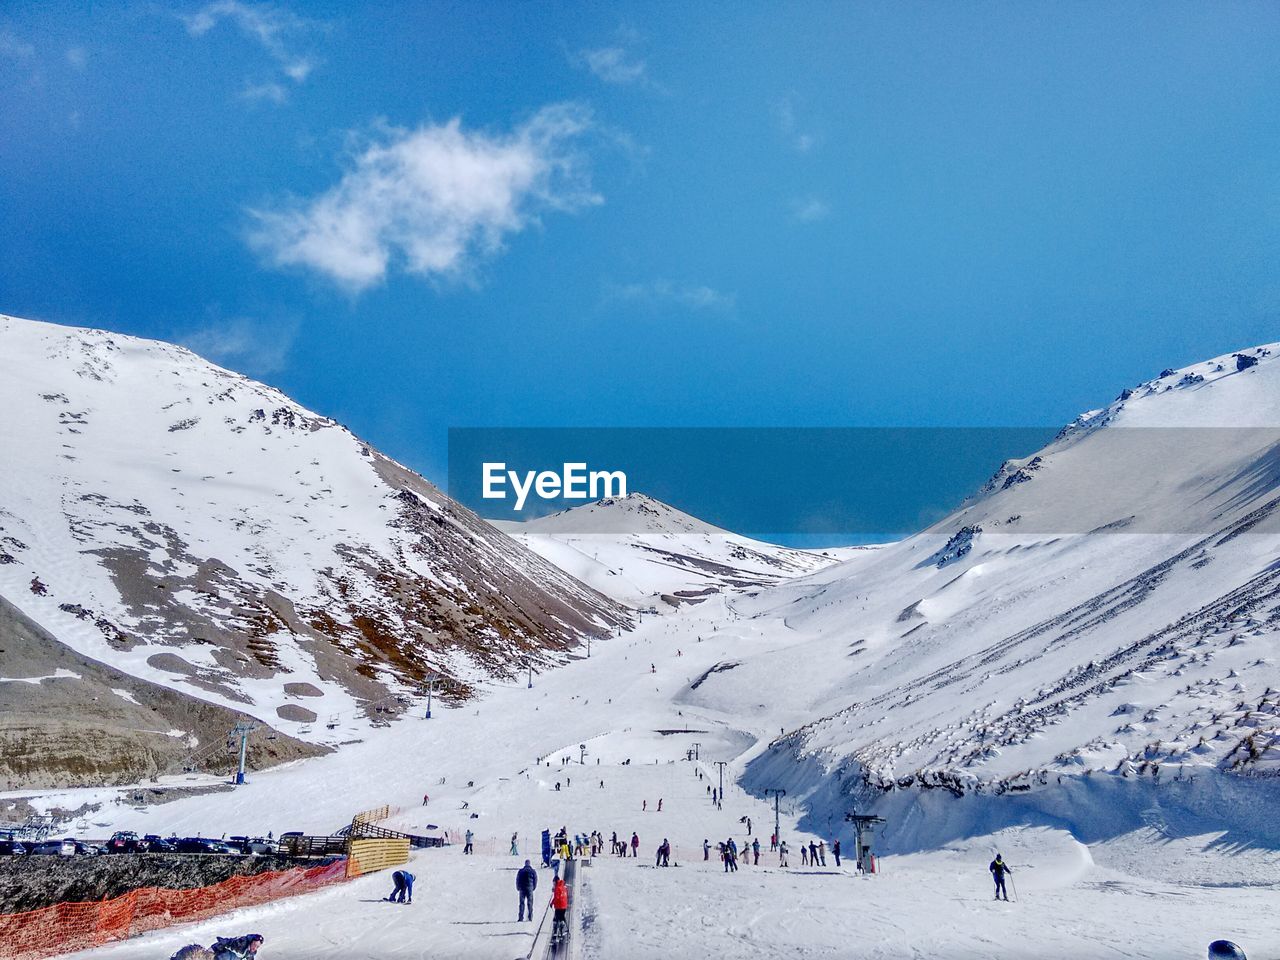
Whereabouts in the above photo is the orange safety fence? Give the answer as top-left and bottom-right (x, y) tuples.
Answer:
(0, 858), (348, 960)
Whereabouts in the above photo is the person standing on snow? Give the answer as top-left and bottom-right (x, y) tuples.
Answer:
(778, 840), (789, 867)
(703, 838), (710, 861)
(832, 839), (841, 867)
(800, 843), (809, 866)
(752, 838), (760, 865)
(510, 833), (519, 856)
(464, 829), (474, 855)
(551, 875), (570, 935)
(989, 854), (1013, 901)
(631, 832), (639, 858)
(657, 798), (663, 812)
(809, 840), (819, 866)
(818, 841), (827, 866)
(386, 870), (414, 904)
(516, 859), (538, 921)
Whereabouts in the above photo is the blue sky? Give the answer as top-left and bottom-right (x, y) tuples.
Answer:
(3, 2), (1279, 510)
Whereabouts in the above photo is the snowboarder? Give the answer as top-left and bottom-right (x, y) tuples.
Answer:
(833, 839), (841, 867)
(989, 854), (1013, 901)
(387, 869), (414, 904)
(211, 936), (264, 960)
(516, 859), (538, 921)
(510, 832), (519, 856)
(551, 875), (570, 939)
(464, 829), (474, 855)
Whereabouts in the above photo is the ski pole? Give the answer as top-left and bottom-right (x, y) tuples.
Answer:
(1009, 873), (1019, 903)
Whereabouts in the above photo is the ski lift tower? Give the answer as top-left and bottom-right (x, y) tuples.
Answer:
(845, 811), (886, 874)
(231, 721), (258, 785)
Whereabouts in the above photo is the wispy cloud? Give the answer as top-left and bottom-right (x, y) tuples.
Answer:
(241, 80), (288, 104)
(182, 1), (323, 100)
(790, 197), (830, 224)
(248, 104), (601, 292)
(580, 46), (647, 85)
(773, 95), (819, 153)
(0, 30), (34, 61)
(605, 279), (735, 312)
(65, 46), (87, 71)
(179, 313), (298, 376)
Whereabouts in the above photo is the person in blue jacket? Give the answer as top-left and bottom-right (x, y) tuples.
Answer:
(387, 869), (414, 903)
(516, 859), (539, 921)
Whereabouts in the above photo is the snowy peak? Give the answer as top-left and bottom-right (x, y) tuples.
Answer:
(517, 493), (724, 536)
(496, 493), (844, 608)
(0, 314), (626, 776)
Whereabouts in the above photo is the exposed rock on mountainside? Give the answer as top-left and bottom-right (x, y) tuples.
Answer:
(0, 315), (627, 780)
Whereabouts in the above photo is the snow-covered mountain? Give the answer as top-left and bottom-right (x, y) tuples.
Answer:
(0, 315), (626, 783)
(494, 493), (852, 608)
(731, 344), (1280, 811)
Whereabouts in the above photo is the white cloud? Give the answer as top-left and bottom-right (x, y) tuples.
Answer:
(773, 96), (819, 153)
(791, 197), (830, 223)
(65, 46), (87, 70)
(242, 80), (288, 104)
(182, 1), (322, 94)
(0, 30), (34, 61)
(248, 104), (601, 291)
(605, 279), (735, 312)
(180, 314), (298, 376)
(580, 46), (647, 85)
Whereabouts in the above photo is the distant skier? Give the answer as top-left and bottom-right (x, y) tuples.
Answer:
(387, 869), (414, 904)
(631, 832), (639, 857)
(643, 799), (647, 811)
(657, 798), (663, 812)
(510, 832), (519, 856)
(703, 838), (710, 861)
(211, 935), (264, 960)
(422, 793), (429, 806)
(752, 838), (760, 865)
(516, 859), (538, 921)
(464, 829), (474, 855)
(989, 854), (1013, 901)
(832, 839), (841, 867)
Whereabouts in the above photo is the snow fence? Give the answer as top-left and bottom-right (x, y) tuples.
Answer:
(0, 857), (348, 960)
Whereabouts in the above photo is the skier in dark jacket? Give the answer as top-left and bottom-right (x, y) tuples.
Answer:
(211, 935), (264, 960)
(387, 869), (414, 903)
(832, 839), (841, 867)
(516, 859), (538, 921)
(989, 854), (1012, 901)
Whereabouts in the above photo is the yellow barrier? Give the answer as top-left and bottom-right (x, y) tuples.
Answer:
(346, 838), (410, 879)
(352, 804), (392, 825)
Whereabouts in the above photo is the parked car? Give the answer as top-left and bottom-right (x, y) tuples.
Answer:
(175, 837), (236, 855)
(106, 831), (145, 854)
(228, 836), (274, 855)
(141, 834), (177, 853)
(70, 840), (101, 855)
(29, 838), (76, 856)
(0, 840), (26, 856)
